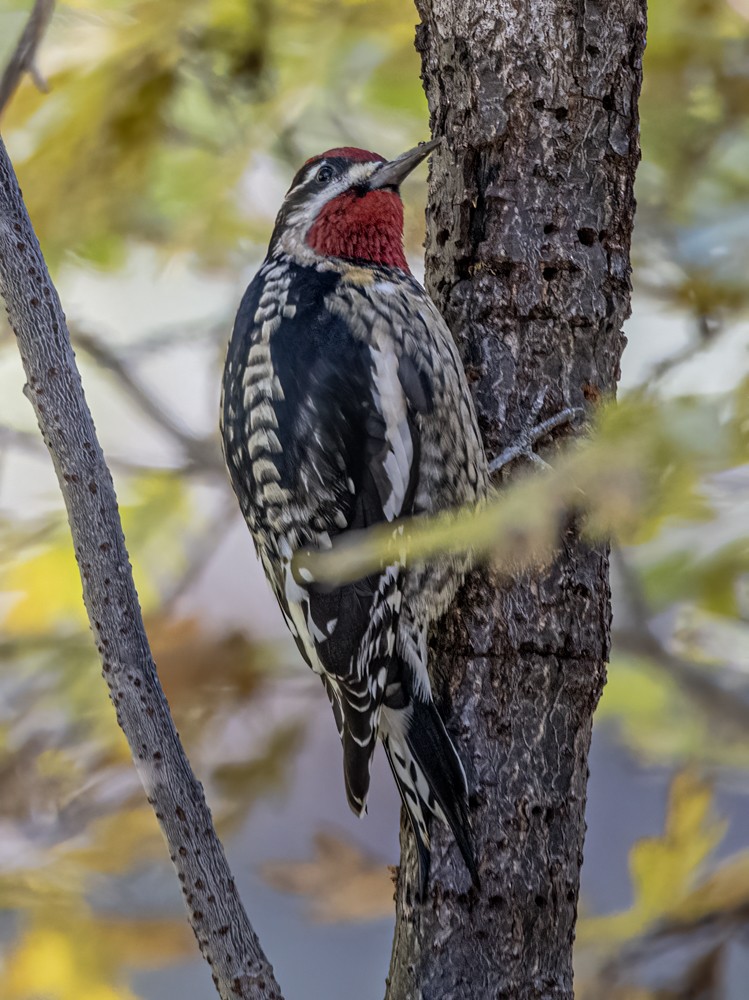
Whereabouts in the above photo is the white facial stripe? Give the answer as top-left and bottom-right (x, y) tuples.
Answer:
(275, 159), (383, 259)
(288, 162), (379, 224)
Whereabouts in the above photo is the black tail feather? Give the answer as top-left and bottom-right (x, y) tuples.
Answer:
(409, 698), (479, 888)
(382, 696), (479, 895)
(384, 750), (432, 900)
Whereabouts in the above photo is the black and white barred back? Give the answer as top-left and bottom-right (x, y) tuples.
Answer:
(221, 253), (488, 893)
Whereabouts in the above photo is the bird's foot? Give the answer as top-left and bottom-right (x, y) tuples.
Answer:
(488, 389), (583, 476)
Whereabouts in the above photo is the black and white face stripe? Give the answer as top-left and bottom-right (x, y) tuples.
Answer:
(287, 156), (351, 194)
(268, 157), (385, 259)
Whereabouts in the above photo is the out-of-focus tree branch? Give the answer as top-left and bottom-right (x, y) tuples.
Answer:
(161, 497), (237, 612)
(0, 20), (283, 991)
(0, 0), (54, 118)
(0, 421), (152, 474)
(72, 329), (222, 472)
(613, 548), (749, 733)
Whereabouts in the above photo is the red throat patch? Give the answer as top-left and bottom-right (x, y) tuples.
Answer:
(306, 189), (409, 271)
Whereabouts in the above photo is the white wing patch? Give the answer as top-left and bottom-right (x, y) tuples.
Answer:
(368, 333), (413, 521)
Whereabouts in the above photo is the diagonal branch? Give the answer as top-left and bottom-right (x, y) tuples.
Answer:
(0, 0), (54, 119)
(72, 328), (222, 471)
(0, 139), (283, 1000)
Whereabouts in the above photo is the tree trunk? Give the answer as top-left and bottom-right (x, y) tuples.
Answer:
(387, 2), (646, 998)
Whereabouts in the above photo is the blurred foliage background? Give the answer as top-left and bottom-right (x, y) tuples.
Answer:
(0, 1), (748, 998)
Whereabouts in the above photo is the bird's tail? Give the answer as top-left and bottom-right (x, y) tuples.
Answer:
(380, 695), (479, 898)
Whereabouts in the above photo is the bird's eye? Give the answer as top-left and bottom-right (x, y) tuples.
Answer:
(316, 165), (335, 185)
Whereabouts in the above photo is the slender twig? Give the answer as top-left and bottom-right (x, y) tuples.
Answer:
(488, 399), (583, 476)
(0, 421), (149, 473)
(160, 497), (237, 612)
(72, 329), (221, 471)
(0, 0), (54, 118)
(0, 137), (283, 1000)
(117, 314), (230, 356)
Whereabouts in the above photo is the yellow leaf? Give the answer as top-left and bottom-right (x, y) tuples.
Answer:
(2, 540), (88, 634)
(3, 925), (137, 1000)
(578, 770), (725, 946)
(676, 851), (749, 925)
(3, 910), (192, 1000)
(629, 770), (724, 922)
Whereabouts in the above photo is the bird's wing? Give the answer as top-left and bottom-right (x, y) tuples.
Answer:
(263, 272), (432, 811)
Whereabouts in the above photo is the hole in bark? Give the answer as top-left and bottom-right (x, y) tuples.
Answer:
(582, 382), (602, 404)
(577, 227), (597, 246)
(533, 98), (545, 110)
(435, 228), (449, 247)
(543, 223), (557, 235)
(586, 44), (601, 57)
(603, 92), (615, 111)
(545, 806), (556, 822)
(488, 894), (505, 909)
(535, 894), (547, 908)
(531, 804), (543, 817)
(567, 888), (576, 901)
(542, 266), (558, 281)
(553, 107), (568, 121)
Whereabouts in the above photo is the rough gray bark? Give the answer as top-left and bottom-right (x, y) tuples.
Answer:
(386, 2), (646, 998)
(0, 137), (283, 1000)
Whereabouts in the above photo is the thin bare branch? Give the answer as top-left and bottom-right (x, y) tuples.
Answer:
(0, 0), (54, 118)
(72, 329), (222, 471)
(0, 135), (283, 1000)
(0, 421), (151, 474)
(161, 498), (237, 612)
(488, 394), (583, 476)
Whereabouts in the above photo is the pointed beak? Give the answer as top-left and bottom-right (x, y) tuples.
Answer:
(368, 137), (442, 190)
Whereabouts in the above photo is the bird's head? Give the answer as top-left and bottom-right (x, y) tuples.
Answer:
(268, 139), (441, 272)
